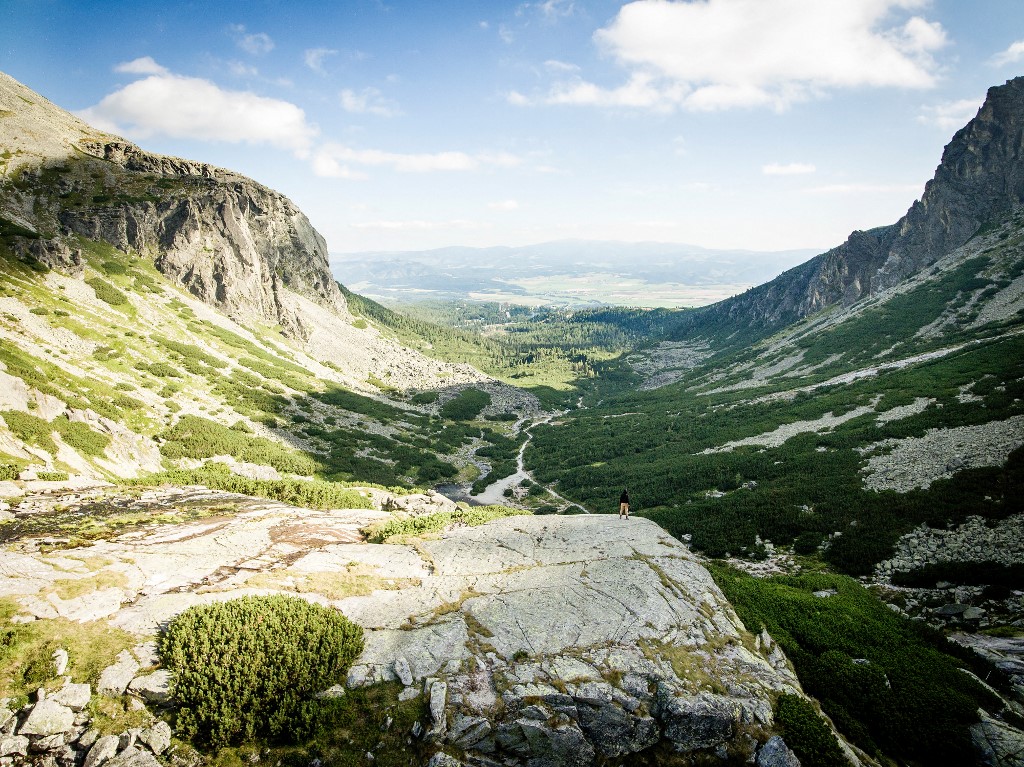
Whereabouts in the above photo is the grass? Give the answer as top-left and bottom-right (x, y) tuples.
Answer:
(49, 571), (130, 600)
(0, 597), (135, 701)
(363, 505), (530, 543)
(244, 566), (418, 601)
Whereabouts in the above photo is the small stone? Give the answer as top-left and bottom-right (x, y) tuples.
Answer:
(29, 734), (65, 753)
(398, 687), (419, 702)
(0, 736), (29, 757)
(429, 681), (447, 734)
(118, 729), (138, 751)
(756, 735), (800, 767)
(83, 735), (119, 767)
(52, 650), (69, 677)
(426, 754), (461, 767)
(138, 722), (171, 756)
(106, 745), (161, 767)
(314, 685), (346, 700)
(393, 657), (414, 687)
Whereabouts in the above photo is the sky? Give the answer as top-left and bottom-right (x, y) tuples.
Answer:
(4, 0), (1024, 256)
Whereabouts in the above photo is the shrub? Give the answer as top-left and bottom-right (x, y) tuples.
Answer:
(86, 277), (129, 307)
(37, 471), (69, 481)
(0, 410), (56, 454)
(410, 391), (439, 405)
(0, 464), (18, 481)
(775, 694), (848, 767)
(55, 417), (110, 457)
(440, 388), (491, 421)
(160, 595), (364, 746)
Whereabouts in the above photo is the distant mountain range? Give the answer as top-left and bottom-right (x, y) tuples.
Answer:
(330, 241), (819, 307)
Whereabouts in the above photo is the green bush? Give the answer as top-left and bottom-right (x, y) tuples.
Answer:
(439, 388), (491, 421)
(55, 417), (110, 457)
(160, 595), (364, 746)
(0, 464), (18, 481)
(37, 471), (68, 481)
(0, 410), (56, 454)
(775, 694), (848, 767)
(86, 277), (129, 307)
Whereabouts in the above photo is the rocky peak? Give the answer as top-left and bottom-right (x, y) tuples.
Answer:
(0, 71), (344, 339)
(679, 76), (1024, 337)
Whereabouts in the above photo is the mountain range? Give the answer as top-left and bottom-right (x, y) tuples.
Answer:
(1, 69), (1023, 767)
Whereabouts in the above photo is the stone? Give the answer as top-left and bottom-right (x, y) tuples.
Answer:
(30, 734), (65, 753)
(52, 649), (69, 676)
(83, 735), (119, 767)
(106, 746), (161, 767)
(138, 722), (171, 756)
(49, 681), (91, 712)
(394, 656), (414, 687)
(398, 687), (419, 702)
(0, 737), (29, 757)
(77, 729), (100, 750)
(314, 685), (346, 700)
(429, 681), (448, 735)
(128, 671), (172, 704)
(118, 729), (138, 751)
(18, 699), (75, 737)
(447, 715), (492, 750)
(426, 754), (462, 767)
(935, 604), (969, 617)
(657, 691), (735, 753)
(971, 709), (1024, 767)
(756, 735), (801, 767)
(98, 651), (140, 696)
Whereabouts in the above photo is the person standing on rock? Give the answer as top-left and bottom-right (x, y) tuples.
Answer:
(619, 488), (630, 519)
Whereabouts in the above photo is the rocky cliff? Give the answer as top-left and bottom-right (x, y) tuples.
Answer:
(675, 76), (1024, 339)
(0, 71), (342, 339)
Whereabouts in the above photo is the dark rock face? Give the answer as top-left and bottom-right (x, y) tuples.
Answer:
(677, 76), (1024, 339)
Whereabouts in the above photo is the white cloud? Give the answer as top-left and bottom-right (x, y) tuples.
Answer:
(339, 87), (402, 117)
(229, 24), (274, 56)
(77, 68), (317, 156)
(918, 97), (983, 130)
(537, 0), (946, 112)
(990, 40), (1024, 67)
(114, 57), (168, 76)
(227, 60), (259, 78)
(763, 162), (816, 176)
(506, 90), (531, 107)
(304, 48), (338, 74)
(313, 143), (521, 176)
(489, 199), (520, 211)
(544, 59), (580, 73)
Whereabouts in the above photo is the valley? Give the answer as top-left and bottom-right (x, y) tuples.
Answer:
(1, 69), (1023, 767)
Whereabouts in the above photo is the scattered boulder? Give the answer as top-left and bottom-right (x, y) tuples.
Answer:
(128, 671), (172, 705)
(51, 649), (69, 677)
(48, 681), (91, 712)
(18, 700), (75, 737)
(757, 735), (801, 767)
(394, 656), (414, 687)
(138, 722), (171, 756)
(98, 651), (140, 697)
(83, 735), (119, 767)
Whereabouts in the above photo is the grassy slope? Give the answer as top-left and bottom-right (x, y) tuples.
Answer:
(526, 213), (1024, 574)
(0, 234), (513, 492)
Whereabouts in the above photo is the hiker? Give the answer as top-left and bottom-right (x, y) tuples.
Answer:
(619, 488), (630, 519)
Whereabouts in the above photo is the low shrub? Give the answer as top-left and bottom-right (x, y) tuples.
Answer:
(37, 471), (69, 481)
(55, 417), (110, 457)
(775, 694), (848, 767)
(439, 388), (491, 421)
(0, 464), (18, 481)
(86, 277), (129, 307)
(0, 410), (56, 454)
(160, 595), (364, 746)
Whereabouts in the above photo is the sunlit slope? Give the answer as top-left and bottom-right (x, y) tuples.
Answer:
(526, 210), (1024, 574)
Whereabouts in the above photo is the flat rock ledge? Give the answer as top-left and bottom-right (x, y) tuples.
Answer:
(342, 516), (804, 765)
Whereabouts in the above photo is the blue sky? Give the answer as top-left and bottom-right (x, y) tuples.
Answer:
(4, 0), (1024, 255)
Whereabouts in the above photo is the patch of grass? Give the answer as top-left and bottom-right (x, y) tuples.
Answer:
(245, 566), (417, 601)
(49, 571), (129, 600)
(0, 597), (135, 698)
(364, 505), (530, 543)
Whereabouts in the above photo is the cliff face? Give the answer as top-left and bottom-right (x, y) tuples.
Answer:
(0, 71), (343, 339)
(678, 76), (1024, 339)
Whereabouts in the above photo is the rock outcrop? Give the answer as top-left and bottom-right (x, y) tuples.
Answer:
(0, 70), (342, 339)
(0, 487), (825, 765)
(673, 76), (1024, 338)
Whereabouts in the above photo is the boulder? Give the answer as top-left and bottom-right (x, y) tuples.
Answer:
(83, 735), (120, 767)
(98, 651), (140, 696)
(128, 671), (172, 704)
(394, 656), (414, 687)
(138, 722), (171, 756)
(52, 649), (69, 676)
(18, 699), (75, 737)
(105, 745), (162, 767)
(757, 735), (801, 767)
(49, 681), (92, 711)
(0, 735), (29, 757)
